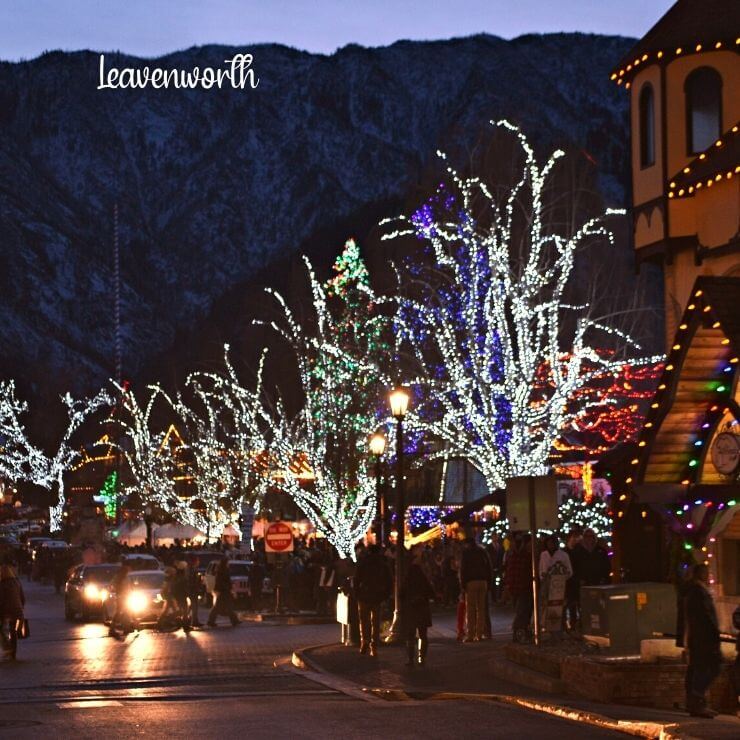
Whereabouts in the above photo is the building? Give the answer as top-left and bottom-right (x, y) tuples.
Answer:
(610, 0), (740, 631)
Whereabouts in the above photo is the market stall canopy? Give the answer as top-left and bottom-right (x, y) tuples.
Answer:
(114, 519), (153, 546)
(152, 522), (205, 545)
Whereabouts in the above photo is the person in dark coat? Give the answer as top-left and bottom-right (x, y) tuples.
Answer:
(401, 545), (434, 667)
(248, 556), (264, 613)
(504, 533), (534, 642)
(354, 544), (392, 656)
(108, 563), (131, 637)
(573, 529), (610, 587)
(0, 563), (25, 660)
(207, 557), (239, 627)
(460, 538), (492, 641)
(187, 556), (203, 627)
(683, 563), (721, 718)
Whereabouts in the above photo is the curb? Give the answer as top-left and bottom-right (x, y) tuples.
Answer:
(292, 644), (697, 738)
(363, 689), (682, 739)
(290, 645), (386, 703)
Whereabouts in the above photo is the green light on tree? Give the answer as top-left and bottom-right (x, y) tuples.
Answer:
(99, 471), (118, 520)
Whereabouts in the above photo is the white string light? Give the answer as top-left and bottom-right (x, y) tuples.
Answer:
(382, 120), (663, 492)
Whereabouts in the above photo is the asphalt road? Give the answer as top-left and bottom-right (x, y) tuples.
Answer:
(0, 581), (622, 739)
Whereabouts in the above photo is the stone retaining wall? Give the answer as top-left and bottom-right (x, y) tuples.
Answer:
(559, 656), (736, 713)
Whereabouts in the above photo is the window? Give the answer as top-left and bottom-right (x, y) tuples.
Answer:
(639, 84), (655, 167)
(685, 67), (722, 154)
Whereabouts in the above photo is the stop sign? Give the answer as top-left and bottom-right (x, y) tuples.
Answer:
(264, 521), (294, 553)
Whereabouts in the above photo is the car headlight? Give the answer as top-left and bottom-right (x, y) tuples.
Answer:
(84, 583), (101, 601)
(126, 591), (148, 614)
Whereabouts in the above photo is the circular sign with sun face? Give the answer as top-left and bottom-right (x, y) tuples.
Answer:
(710, 432), (740, 476)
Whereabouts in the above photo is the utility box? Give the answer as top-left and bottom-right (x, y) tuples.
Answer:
(581, 583), (676, 654)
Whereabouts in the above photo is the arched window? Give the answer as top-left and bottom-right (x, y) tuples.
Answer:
(639, 84), (655, 167)
(685, 67), (722, 154)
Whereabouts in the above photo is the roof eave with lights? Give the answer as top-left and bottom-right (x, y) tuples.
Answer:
(610, 37), (740, 90)
(631, 278), (740, 492)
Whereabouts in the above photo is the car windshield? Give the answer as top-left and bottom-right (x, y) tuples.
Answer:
(229, 564), (250, 576)
(84, 566), (119, 583)
(129, 573), (164, 589)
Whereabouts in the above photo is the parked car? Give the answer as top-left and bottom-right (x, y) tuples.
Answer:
(119, 553), (161, 571)
(64, 563), (120, 621)
(203, 559), (251, 604)
(104, 570), (166, 626)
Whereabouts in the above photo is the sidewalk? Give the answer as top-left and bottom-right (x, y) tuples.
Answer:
(295, 610), (740, 740)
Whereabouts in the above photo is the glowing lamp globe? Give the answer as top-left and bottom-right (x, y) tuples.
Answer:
(369, 433), (386, 456)
(389, 388), (410, 419)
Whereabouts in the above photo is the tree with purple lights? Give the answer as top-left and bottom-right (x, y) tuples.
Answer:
(382, 120), (662, 493)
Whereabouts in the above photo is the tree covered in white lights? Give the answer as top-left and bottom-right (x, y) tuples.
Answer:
(382, 120), (662, 493)
(112, 382), (183, 527)
(0, 381), (111, 531)
(259, 247), (391, 559)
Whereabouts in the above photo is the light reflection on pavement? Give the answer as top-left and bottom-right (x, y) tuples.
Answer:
(1, 580), (337, 703)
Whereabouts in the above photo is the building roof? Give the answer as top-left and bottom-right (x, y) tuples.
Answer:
(669, 122), (740, 197)
(634, 276), (740, 488)
(610, 0), (740, 86)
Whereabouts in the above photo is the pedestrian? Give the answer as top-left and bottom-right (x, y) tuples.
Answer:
(355, 544), (392, 657)
(0, 563), (25, 661)
(168, 561), (190, 631)
(504, 533), (534, 642)
(207, 557), (239, 627)
(108, 563), (131, 637)
(574, 528), (610, 587)
(683, 563), (721, 718)
(459, 537), (491, 642)
(538, 536), (573, 580)
(539, 535), (572, 633)
(248, 556), (264, 614)
(401, 545), (434, 668)
(187, 556), (203, 627)
(564, 529), (582, 630)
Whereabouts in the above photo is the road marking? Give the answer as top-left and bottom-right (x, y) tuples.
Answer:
(57, 700), (124, 709)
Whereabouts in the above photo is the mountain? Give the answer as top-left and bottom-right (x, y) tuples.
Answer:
(0, 33), (643, 425)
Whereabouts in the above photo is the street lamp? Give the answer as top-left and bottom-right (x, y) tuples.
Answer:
(369, 433), (386, 545)
(386, 386), (409, 643)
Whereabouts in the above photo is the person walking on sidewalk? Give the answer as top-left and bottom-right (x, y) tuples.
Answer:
(460, 537), (491, 642)
(355, 544), (392, 657)
(683, 563), (721, 718)
(402, 545), (434, 668)
(207, 557), (240, 628)
(0, 563), (25, 661)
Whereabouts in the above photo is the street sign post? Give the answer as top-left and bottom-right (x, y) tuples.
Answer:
(506, 476), (558, 646)
(240, 504), (255, 553)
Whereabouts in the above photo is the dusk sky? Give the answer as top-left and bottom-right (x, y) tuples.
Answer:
(1, 0), (674, 61)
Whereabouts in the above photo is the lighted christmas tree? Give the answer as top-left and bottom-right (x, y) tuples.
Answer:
(98, 471), (119, 520)
(382, 120), (662, 493)
(259, 245), (393, 559)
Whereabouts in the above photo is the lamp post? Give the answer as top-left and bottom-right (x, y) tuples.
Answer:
(369, 433), (386, 545)
(385, 386), (410, 644)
